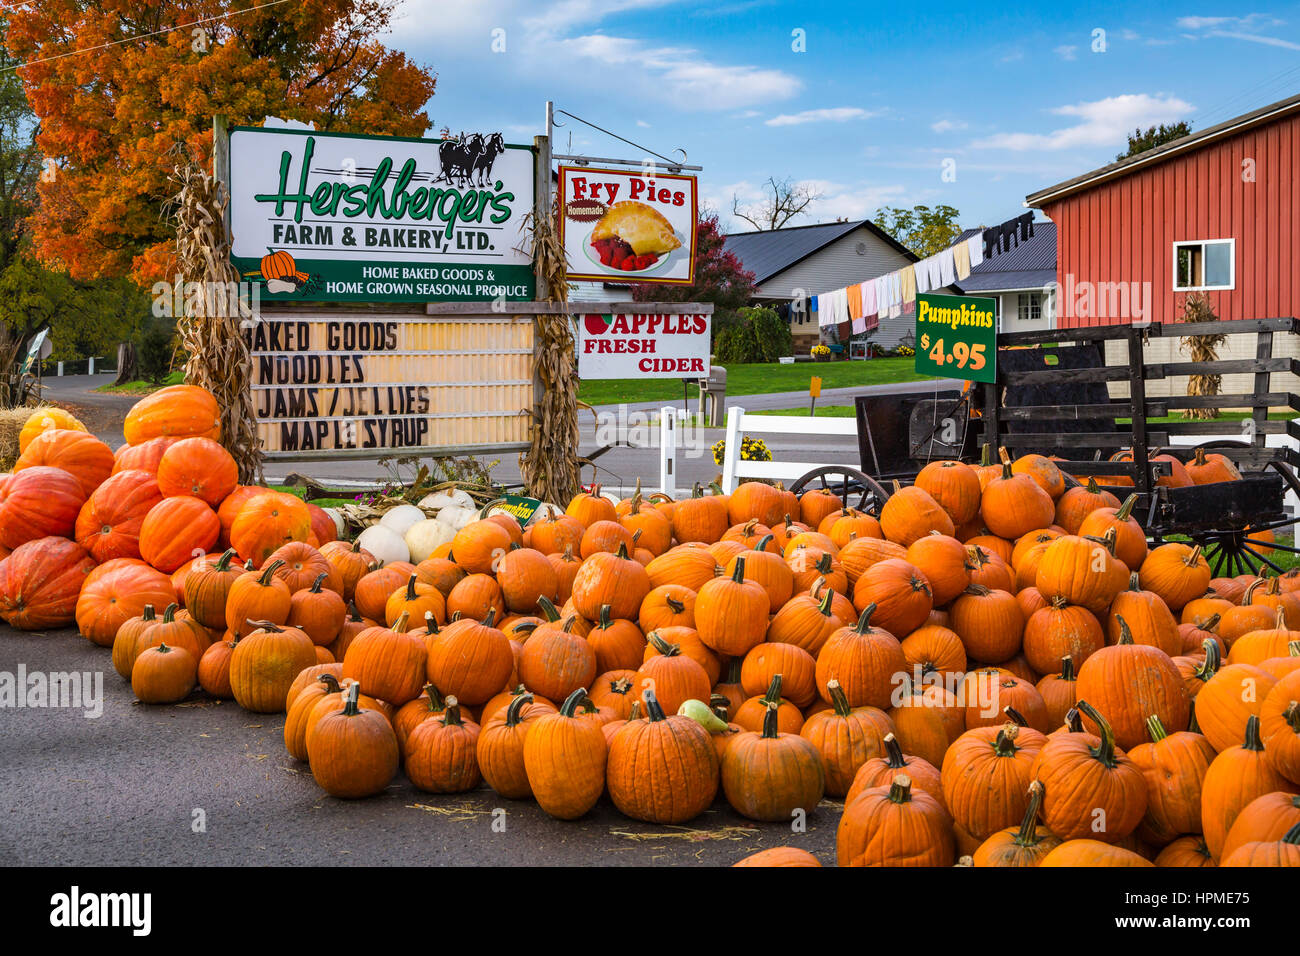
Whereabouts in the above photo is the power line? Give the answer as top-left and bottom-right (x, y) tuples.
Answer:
(1, 0), (297, 73)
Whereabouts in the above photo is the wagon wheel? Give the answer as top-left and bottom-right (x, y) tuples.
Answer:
(1180, 451), (1300, 577)
(788, 465), (890, 516)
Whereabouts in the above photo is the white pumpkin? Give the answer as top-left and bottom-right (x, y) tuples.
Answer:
(379, 503), (426, 537)
(419, 487), (475, 511)
(357, 524), (409, 566)
(321, 507), (346, 538)
(435, 504), (478, 530)
(404, 518), (455, 563)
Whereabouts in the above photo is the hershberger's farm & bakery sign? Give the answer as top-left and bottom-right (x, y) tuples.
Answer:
(228, 127), (536, 303)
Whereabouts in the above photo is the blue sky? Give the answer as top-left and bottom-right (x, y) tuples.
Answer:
(392, 1), (1300, 233)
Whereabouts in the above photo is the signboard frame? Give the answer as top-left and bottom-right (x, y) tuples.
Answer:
(574, 302), (713, 379)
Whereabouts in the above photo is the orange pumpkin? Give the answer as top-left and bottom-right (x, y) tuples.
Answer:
(14, 428), (115, 497)
(155, 437), (238, 506)
(230, 491), (312, 565)
(139, 496), (221, 573)
(123, 384), (221, 445)
(75, 558), (175, 647)
(74, 469), (163, 563)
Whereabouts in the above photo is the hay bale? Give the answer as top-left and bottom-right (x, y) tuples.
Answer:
(0, 405), (37, 470)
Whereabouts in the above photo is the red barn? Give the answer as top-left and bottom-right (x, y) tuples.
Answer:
(1026, 93), (1300, 328)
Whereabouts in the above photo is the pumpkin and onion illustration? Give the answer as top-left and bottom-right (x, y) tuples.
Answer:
(244, 250), (310, 293)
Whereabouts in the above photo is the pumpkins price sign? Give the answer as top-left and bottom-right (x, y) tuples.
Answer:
(914, 293), (998, 384)
(246, 312), (534, 457)
(228, 126), (536, 303)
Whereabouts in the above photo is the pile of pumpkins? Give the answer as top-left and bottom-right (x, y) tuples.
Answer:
(2, 393), (1299, 868)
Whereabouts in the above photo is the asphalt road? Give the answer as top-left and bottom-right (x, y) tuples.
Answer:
(0, 627), (840, 866)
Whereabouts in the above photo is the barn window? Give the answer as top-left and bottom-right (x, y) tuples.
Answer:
(1017, 292), (1043, 322)
(1173, 239), (1234, 291)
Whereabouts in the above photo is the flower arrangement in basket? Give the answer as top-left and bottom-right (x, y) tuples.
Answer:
(810, 344), (831, 357)
(711, 435), (772, 466)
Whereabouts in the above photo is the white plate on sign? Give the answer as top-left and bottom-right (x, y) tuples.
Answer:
(582, 228), (684, 277)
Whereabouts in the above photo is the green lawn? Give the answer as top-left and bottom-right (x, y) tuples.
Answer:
(578, 357), (926, 406)
(94, 370), (185, 394)
(759, 404), (857, 417)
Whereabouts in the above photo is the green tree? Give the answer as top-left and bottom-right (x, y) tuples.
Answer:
(714, 306), (791, 364)
(1118, 122), (1192, 160)
(874, 204), (963, 258)
(0, 19), (40, 272)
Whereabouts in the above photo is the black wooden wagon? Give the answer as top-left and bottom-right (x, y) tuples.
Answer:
(789, 316), (1300, 575)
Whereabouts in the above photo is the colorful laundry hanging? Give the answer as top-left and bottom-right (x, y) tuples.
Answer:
(900, 264), (916, 303)
(953, 241), (971, 281)
(847, 283), (863, 320)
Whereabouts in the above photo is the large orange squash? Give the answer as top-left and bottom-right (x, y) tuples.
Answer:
(139, 496), (221, 573)
(0, 536), (97, 629)
(18, 406), (87, 454)
(75, 558), (175, 647)
(112, 436), (179, 476)
(230, 491), (312, 565)
(74, 469), (164, 563)
(155, 437), (238, 506)
(0, 465), (87, 550)
(123, 384), (221, 445)
(15, 428), (115, 497)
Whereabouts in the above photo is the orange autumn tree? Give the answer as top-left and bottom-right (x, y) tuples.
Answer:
(6, 0), (436, 285)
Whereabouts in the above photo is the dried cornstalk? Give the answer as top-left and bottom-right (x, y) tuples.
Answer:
(1177, 293), (1226, 421)
(517, 208), (581, 504)
(167, 144), (264, 482)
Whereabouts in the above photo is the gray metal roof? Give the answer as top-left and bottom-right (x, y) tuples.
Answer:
(953, 222), (1056, 292)
(723, 219), (915, 285)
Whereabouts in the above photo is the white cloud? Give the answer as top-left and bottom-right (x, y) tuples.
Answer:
(1176, 15), (1234, 29)
(1207, 29), (1300, 50)
(636, 120), (651, 127)
(765, 107), (882, 127)
(971, 93), (1195, 151)
(1054, 44), (1078, 60)
(931, 119), (968, 133)
(1177, 13), (1282, 31)
(561, 34), (801, 109)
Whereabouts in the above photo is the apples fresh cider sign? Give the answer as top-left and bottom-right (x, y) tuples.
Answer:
(577, 311), (711, 379)
(558, 165), (698, 285)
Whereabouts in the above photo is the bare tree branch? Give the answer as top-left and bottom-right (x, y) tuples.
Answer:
(732, 176), (821, 231)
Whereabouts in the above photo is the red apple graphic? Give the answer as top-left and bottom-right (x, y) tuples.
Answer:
(583, 314), (612, 335)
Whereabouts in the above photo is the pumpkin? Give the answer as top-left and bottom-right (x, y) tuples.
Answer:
(670, 485), (729, 544)
(154, 437), (237, 506)
(570, 543), (650, 622)
(425, 609), (515, 706)
(695, 556), (769, 657)
(1186, 446), (1242, 484)
(971, 779), (1060, 866)
(638, 584), (695, 633)
(1054, 478), (1120, 534)
(902, 626), (967, 687)
(645, 545), (719, 593)
(0, 465), (87, 549)
(846, 731), (945, 809)
(1030, 699), (1147, 842)
(724, 536), (794, 614)
(265, 541), (338, 594)
(111, 604), (160, 679)
(229, 620), (317, 713)
(634, 633), (714, 716)
(353, 564), (416, 622)
(815, 602), (907, 707)
(1260, 670), (1300, 782)
(1229, 607), (1300, 666)
(1156, 835), (1216, 867)
(1202, 715), (1298, 860)
(75, 558), (175, 647)
(306, 502), (338, 547)
(1195, 663), (1277, 754)
(1221, 792), (1300, 860)
(837, 774), (954, 867)
(727, 480), (785, 527)
(1036, 655), (1079, 729)
(980, 462), (1055, 540)
(733, 673), (804, 734)
(586, 671), (638, 721)
(941, 723), (1044, 840)
(1023, 599), (1103, 675)
(477, 692), (545, 799)
(518, 613), (598, 702)
(904, 533), (970, 605)
(1039, 840), (1153, 867)
(286, 662), (345, 710)
(1034, 533), (1127, 615)
(197, 637), (238, 698)
(304, 683), (399, 799)
(230, 492), (312, 565)
(825, 510), (882, 548)
(732, 847), (823, 867)
(18, 406), (86, 453)
(131, 642), (198, 704)
(14, 428), (114, 498)
(523, 688), (610, 819)
(225, 559), (292, 637)
(721, 700), (825, 822)
(765, 586), (842, 657)
(416, 554), (468, 599)
(951, 585), (1023, 665)
(1220, 821), (1300, 866)
(74, 469), (163, 563)
(0, 536), (95, 630)
(618, 490), (672, 556)
(385, 574), (446, 629)
(851, 558), (933, 637)
(288, 572), (347, 645)
(799, 679), (895, 796)
(1075, 616), (1190, 750)
(1140, 543), (1211, 612)
(879, 481), (954, 546)
(404, 696), (482, 793)
(528, 509), (585, 556)
(915, 459), (981, 525)
(742, 642), (817, 709)
(130, 602), (211, 664)
(606, 687), (719, 823)
(836, 536), (906, 584)
(318, 539), (375, 602)
(1106, 572), (1183, 656)
(341, 610), (427, 706)
(138, 495), (220, 573)
(586, 605), (646, 674)
(889, 682), (965, 768)
(123, 384), (221, 445)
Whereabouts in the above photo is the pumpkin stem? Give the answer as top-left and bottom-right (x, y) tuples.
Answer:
(141, 604), (157, 622)
(341, 681), (361, 716)
(762, 674), (784, 706)
(1059, 655), (1075, 682)
(423, 683), (447, 712)
(405, 574), (419, 600)
(1276, 606), (1289, 629)
(346, 601), (362, 623)
(441, 695), (463, 726)
(1115, 494), (1138, 521)
(754, 534), (774, 553)
(258, 559), (285, 586)
(214, 548), (238, 571)
(628, 700), (643, 721)
(887, 774), (913, 804)
(318, 673), (342, 694)
(1085, 476), (1101, 494)
(1290, 640), (1300, 658)
(1202, 612), (1221, 632)
(882, 732), (906, 769)
(1075, 699), (1119, 768)
(1127, 571), (1141, 592)
(245, 619), (283, 633)
(309, 572), (328, 594)
(826, 679), (851, 717)
(392, 610), (411, 632)
(1115, 614), (1135, 646)
(993, 724), (1020, 755)
(853, 603), (878, 633)
(730, 555), (747, 584)
(647, 631), (680, 657)
(816, 586), (834, 617)
(1195, 638), (1221, 681)
(1062, 707), (1084, 733)
(611, 677), (634, 695)
(1014, 781), (1046, 847)
(1145, 714), (1168, 743)
(598, 604), (613, 629)
(1003, 705), (1029, 727)
(1243, 713), (1265, 751)
(558, 687), (593, 718)
(615, 542), (631, 560)
(162, 602), (178, 622)
(665, 595), (685, 614)
(536, 595), (561, 622)
(1283, 822), (1300, 845)
(481, 607), (497, 628)
(759, 700), (781, 739)
(642, 687), (666, 722)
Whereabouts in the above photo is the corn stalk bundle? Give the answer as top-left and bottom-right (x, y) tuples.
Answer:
(517, 209), (581, 505)
(1177, 293), (1225, 421)
(167, 146), (264, 482)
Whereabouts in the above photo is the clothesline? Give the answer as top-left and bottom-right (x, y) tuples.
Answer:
(802, 213), (1035, 340)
